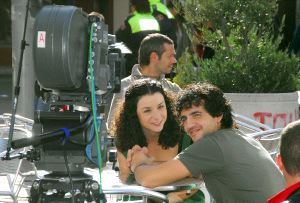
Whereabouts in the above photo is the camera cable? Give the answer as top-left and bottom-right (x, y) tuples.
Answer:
(89, 22), (104, 203)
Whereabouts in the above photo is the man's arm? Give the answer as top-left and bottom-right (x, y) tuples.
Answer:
(132, 153), (191, 188)
(134, 159), (191, 188)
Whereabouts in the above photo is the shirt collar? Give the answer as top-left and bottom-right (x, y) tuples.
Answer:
(268, 181), (300, 203)
(131, 64), (165, 80)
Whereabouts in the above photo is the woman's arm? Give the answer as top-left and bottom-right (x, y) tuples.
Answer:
(117, 151), (132, 183)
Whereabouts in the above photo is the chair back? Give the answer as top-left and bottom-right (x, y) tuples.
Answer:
(233, 112), (282, 160)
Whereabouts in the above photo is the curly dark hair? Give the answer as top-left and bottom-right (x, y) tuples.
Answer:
(111, 79), (181, 153)
(280, 120), (300, 176)
(176, 83), (233, 129)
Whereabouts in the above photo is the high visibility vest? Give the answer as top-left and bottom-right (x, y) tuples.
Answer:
(128, 12), (160, 33)
(149, 0), (174, 19)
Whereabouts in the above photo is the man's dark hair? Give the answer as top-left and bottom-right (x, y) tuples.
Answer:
(176, 83), (233, 129)
(280, 120), (300, 176)
(130, 0), (151, 13)
(138, 33), (174, 66)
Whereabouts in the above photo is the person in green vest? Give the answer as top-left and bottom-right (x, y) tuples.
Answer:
(116, 0), (160, 76)
(149, 0), (177, 48)
(110, 79), (204, 202)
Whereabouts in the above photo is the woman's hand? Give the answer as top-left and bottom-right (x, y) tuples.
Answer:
(127, 145), (154, 172)
(127, 145), (143, 167)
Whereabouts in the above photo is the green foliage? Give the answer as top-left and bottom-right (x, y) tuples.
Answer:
(173, 0), (300, 92)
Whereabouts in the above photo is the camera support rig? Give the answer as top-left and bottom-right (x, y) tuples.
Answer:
(7, 4), (124, 202)
(29, 174), (102, 203)
(12, 112), (105, 203)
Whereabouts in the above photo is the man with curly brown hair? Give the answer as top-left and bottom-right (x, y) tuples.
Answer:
(129, 83), (285, 203)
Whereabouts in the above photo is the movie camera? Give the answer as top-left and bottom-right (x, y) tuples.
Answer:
(5, 4), (124, 202)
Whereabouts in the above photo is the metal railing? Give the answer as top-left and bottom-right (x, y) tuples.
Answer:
(0, 113), (34, 202)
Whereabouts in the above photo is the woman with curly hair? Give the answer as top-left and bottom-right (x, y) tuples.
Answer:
(111, 79), (182, 181)
(111, 79), (204, 203)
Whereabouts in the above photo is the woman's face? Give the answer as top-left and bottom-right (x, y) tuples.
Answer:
(136, 92), (167, 135)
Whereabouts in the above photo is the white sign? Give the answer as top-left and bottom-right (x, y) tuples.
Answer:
(37, 31), (46, 48)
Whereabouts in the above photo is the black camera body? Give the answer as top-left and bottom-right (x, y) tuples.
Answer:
(11, 5), (124, 202)
(34, 5), (121, 105)
(28, 6), (122, 177)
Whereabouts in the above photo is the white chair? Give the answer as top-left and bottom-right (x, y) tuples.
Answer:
(248, 129), (282, 160)
(100, 166), (212, 203)
(103, 185), (168, 203)
(232, 112), (272, 133)
(233, 112), (282, 160)
(0, 114), (33, 202)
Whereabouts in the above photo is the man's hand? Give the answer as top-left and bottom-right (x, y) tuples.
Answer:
(167, 189), (199, 203)
(127, 145), (154, 172)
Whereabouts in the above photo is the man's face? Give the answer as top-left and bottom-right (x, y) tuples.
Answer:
(154, 43), (177, 74)
(179, 105), (222, 142)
